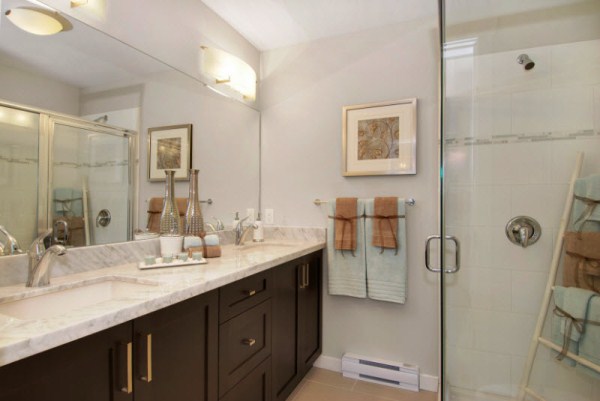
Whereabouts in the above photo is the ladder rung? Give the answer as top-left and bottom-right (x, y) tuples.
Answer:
(538, 337), (600, 373)
(524, 387), (547, 401)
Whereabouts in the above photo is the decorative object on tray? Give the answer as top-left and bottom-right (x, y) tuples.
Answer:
(159, 170), (180, 234)
(342, 99), (416, 176)
(147, 124), (192, 181)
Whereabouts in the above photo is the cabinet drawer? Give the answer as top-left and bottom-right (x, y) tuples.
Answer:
(219, 300), (271, 396)
(219, 269), (272, 323)
(220, 357), (271, 401)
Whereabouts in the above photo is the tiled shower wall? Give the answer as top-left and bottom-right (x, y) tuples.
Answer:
(444, 38), (600, 399)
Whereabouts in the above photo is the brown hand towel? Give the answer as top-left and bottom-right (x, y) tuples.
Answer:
(334, 197), (358, 251)
(147, 197), (188, 233)
(187, 245), (221, 258)
(563, 231), (600, 293)
(372, 197), (398, 252)
(53, 216), (86, 247)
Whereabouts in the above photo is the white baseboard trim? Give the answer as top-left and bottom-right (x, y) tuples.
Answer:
(313, 355), (439, 393)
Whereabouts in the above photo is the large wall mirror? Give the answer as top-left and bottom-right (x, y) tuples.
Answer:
(0, 0), (260, 255)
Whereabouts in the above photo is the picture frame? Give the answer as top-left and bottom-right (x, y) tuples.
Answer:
(342, 98), (417, 176)
(147, 124), (192, 182)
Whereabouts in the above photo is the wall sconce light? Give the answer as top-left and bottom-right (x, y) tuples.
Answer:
(199, 46), (257, 101)
(4, 7), (71, 35)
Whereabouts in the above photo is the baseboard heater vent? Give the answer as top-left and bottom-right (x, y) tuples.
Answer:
(341, 353), (419, 392)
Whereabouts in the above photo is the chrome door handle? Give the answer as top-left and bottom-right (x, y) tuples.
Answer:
(425, 235), (461, 274)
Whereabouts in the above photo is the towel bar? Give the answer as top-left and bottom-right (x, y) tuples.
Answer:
(313, 198), (415, 206)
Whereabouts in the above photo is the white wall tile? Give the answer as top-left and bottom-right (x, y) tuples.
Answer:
(549, 138), (600, 184)
(445, 307), (474, 348)
(490, 47), (552, 94)
(510, 184), (568, 228)
(446, 225), (494, 269)
(473, 93), (511, 137)
(511, 89), (553, 134)
(446, 96), (473, 138)
(446, 57), (474, 97)
(445, 146), (474, 185)
(552, 39), (600, 87)
(446, 347), (512, 394)
(511, 271), (548, 315)
(550, 86), (594, 132)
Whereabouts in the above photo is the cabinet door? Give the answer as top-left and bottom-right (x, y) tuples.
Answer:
(133, 290), (218, 401)
(271, 259), (299, 401)
(0, 322), (132, 401)
(298, 252), (322, 373)
(220, 357), (272, 401)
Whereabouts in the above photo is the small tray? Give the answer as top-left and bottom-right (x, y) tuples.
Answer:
(138, 257), (207, 270)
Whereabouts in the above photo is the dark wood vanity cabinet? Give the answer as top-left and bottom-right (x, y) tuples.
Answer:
(272, 252), (322, 401)
(0, 321), (133, 401)
(133, 290), (219, 401)
(0, 250), (322, 401)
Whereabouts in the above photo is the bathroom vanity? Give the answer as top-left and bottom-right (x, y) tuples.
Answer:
(0, 240), (324, 401)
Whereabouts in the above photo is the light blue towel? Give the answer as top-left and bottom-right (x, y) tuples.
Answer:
(327, 199), (367, 299)
(365, 198), (407, 304)
(183, 234), (219, 249)
(577, 293), (600, 379)
(53, 188), (83, 217)
(552, 286), (600, 376)
(572, 174), (600, 232)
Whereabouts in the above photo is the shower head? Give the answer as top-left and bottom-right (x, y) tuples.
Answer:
(93, 115), (108, 123)
(517, 54), (535, 70)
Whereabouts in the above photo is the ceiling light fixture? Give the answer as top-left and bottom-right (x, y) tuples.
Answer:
(199, 46), (257, 101)
(5, 7), (71, 36)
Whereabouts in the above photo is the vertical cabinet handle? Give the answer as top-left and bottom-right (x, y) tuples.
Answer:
(305, 263), (310, 287)
(299, 263), (309, 289)
(121, 342), (133, 394)
(140, 334), (153, 383)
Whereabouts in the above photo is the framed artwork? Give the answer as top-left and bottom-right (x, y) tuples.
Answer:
(342, 98), (417, 176)
(147, 124), (192, 181)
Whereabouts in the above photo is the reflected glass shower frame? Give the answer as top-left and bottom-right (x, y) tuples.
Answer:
(0, 99), (138, 246)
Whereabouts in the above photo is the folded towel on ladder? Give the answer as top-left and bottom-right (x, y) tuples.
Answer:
(365, 198), (408, 304)
(327, 199), (366, 298)
(571, 174), (600, 232)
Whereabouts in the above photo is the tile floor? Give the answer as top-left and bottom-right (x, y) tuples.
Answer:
(287, 368), (438, 401)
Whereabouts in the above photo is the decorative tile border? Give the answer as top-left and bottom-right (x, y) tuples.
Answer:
(0, 155), (37, 165)
(444, 129), (600, 147)
(53, 160), (129, 168)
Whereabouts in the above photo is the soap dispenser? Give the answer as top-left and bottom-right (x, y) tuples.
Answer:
(253, 212), (264, 242)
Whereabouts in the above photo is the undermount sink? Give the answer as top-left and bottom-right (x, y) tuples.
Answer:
(0, 278), (158, 320)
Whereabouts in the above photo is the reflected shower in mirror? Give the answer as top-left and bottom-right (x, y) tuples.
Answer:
(0, 0), (260, 254)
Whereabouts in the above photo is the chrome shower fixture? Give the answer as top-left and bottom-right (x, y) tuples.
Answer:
(517, 54), (535, 70)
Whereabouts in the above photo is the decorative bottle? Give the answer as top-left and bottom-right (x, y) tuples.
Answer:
(184, 169), (204, 235)
(159, 170), (180, 234)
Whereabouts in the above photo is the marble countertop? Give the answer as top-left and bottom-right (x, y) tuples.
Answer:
(0, 239), (325, 367)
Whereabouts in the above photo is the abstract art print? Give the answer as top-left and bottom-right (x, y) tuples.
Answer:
(147, 124), (192, 181)
(343, 99), (416, 176)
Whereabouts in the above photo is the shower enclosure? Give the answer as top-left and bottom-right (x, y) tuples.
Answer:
(0, 101), (136, 252)
(439, 1), (600, 400)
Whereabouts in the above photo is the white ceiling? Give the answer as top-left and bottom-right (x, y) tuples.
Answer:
(200, 0), (592, 51)
(200, 0), (437, 51)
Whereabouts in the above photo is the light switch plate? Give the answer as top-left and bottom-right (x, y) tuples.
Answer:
(265, 208), (274, 224)
(246, 208), (255, 223)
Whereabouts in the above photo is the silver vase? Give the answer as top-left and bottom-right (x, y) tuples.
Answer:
(184, 169), (204, 236)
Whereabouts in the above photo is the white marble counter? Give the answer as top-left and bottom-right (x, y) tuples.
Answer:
(0, 238), (325, 367)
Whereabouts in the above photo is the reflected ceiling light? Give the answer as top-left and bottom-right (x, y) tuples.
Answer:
(5, 7), (71, 36)
(70, 0), (89, 7)
(199, 46), (257, 101)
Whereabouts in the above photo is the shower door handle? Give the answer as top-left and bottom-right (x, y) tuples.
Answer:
(425, 235), (461, 274)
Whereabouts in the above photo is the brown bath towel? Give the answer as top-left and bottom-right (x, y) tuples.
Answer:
(147, 197), (188, 233)
(187, 245), (221, 258)
(334, 197), (359, 252)
(372, 197), (398, 252)
(563, 231), (600, 293)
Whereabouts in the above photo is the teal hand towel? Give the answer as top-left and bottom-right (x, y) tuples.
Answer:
(552, 287), (577, 366)
(577, 293), (600, 379)
(53, 188), (83, 217)
(365, 198), (407, 304)
(572, 174), (600, 231)
(327, 199), (366, 298)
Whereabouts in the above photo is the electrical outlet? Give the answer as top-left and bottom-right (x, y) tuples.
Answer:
(265, 208), (274, 224)
(246, 208), (255, 223)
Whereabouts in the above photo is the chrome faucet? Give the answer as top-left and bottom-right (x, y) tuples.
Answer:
(0, 225), (23, 255)
(234, 216), (258, 246)
(27, 230), (67, 287)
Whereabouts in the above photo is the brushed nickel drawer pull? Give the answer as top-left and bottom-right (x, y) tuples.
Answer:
(242, 338), (256, 346)
(121, 342), (133, 394)
(246, 289), (257, 296)
(141, 334), (153, 383)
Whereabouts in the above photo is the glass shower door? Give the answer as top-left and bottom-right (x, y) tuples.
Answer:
(50, 118), (132, 246)
(440, 1), (600, 400)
